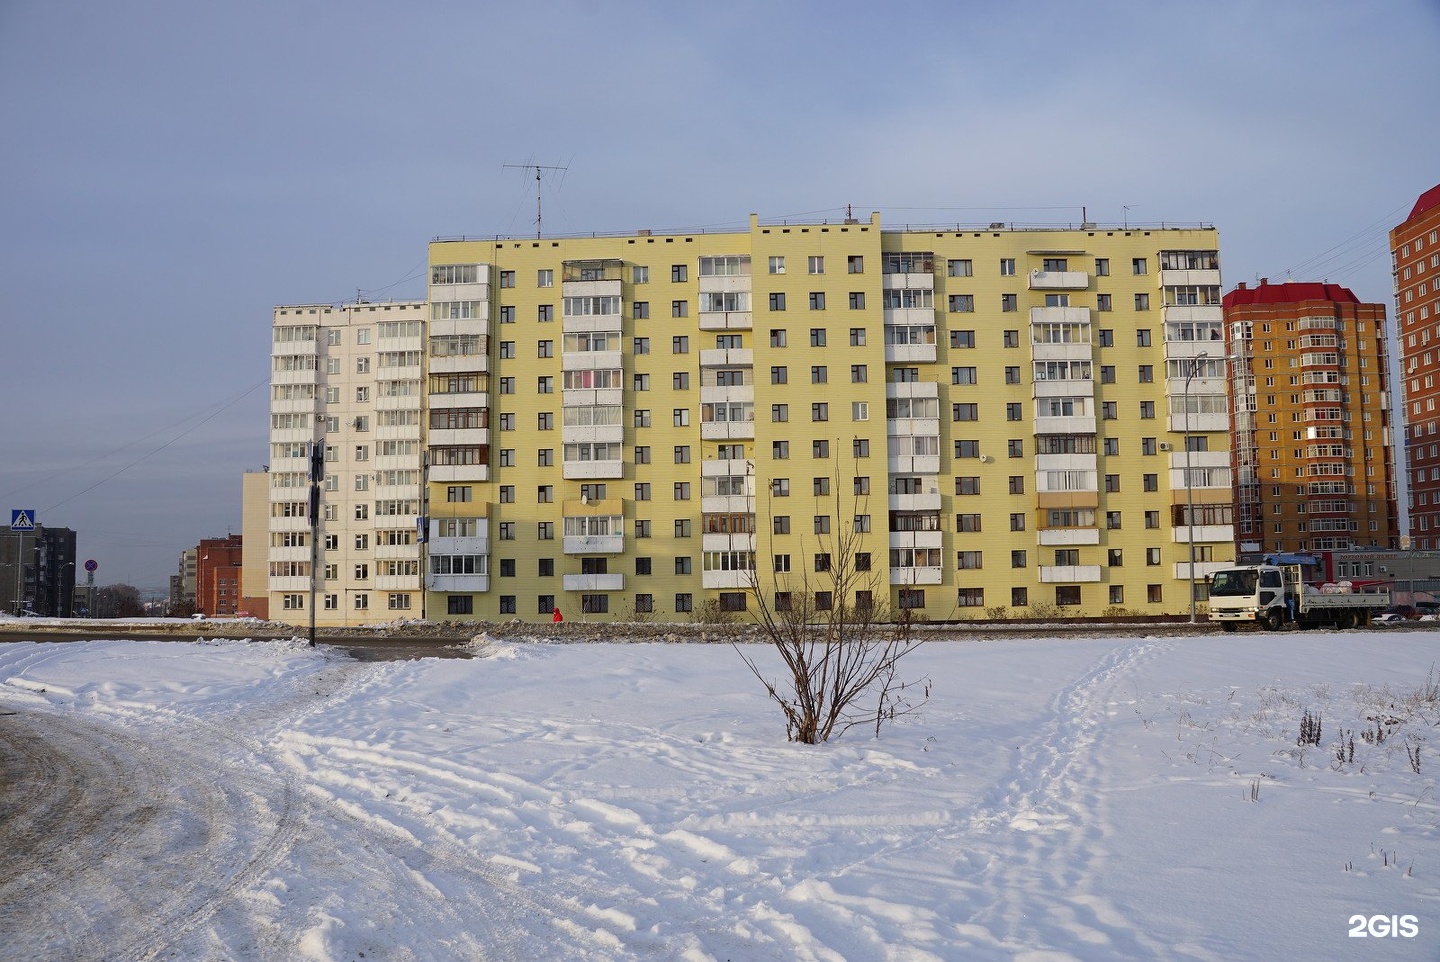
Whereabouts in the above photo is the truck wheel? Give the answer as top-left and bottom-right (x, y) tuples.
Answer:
(1339, 611), (1358, 630)
(1263, 611), (1284, 631)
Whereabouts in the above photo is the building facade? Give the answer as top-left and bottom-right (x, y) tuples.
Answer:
(266, 301), (428, 624)
(240, 470), (271, 619)
(1, 525), (76, 617)
(1393, 183), (1440, 547)
(196, 535), (244, 617)
(1223, 280), (1396, 556)
(414, 214), (1232, 623)
(266, 215), (1236, 625)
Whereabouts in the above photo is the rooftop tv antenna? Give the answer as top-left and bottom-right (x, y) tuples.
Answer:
(503, 162), (569, 238)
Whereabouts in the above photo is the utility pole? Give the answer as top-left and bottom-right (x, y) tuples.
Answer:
(503, 162), (569, 238)
(308, 437), (324, 645)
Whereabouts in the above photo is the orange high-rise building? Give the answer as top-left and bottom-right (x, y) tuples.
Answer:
(1223, 280), (1396, 555)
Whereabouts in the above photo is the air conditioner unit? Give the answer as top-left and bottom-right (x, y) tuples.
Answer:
(1159, 442), (1172, 451)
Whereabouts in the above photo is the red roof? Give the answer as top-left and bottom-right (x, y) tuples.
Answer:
(1223, 281), (1360, 309)
(1410, 183), (1440, 220)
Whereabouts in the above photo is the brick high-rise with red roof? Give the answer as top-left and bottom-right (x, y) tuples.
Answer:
(1222, 280), (1396, 556)
(1393, 183), (1440, 548)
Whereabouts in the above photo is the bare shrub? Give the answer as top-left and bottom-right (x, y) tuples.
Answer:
(736, 466), (930, 744)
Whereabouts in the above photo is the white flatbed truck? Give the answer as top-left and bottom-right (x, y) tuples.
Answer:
(1207, 562), (1390, 631)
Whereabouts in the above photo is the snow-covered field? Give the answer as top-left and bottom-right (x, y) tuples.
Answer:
(1, 631), (1438, 961)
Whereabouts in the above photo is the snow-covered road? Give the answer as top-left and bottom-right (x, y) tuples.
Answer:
(2, 634), (1438, 960)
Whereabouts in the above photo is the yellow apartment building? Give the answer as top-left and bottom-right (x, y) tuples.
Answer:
(417, 213), (1233, 623)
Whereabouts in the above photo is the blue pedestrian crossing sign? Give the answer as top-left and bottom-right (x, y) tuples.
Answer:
(10, 510), (36, 531)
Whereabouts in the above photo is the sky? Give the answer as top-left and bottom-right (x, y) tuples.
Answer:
(1, 1), (1437, 592)
(2, 630), (1437, 959)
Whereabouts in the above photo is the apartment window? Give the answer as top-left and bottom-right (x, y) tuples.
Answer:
(1001, 294), (1017, 312)
(809, 327), (827, 347)
(632, 265), (649, 284)
(536, 303), (554, 322)
(633, 301), (650, 320)
(671, 335), (690, 355)
(809, 292), (826, 311)
(955, 439), (980, 458)
(812, 440), (830, 458)
(1138, 364), (1153, 383)
(1098, 329), (1113, 348)
(1054, 549), (1079, 567)
(811, 366), (827, 384)
(674, 445), (691, 463)
(813, 476), (831, 496)
(1132, 257), (1147, 275)
(674, 519), (692, 538)
(771, 365), (787, 385)
(355, 356), (370, 374)
(849, 292), (866, 310)
(771, 403), (788, 422)
(808, 255), (825, 274)
(847, 255), (864, 273)
(948, 258), (973, 277)
(952, 366), (978, 385)
(853, 438), (870, 457)
(1009, 513), (1025, 531)
(1005, 366), (1021, 384)
(499, 485), (514, 504)
(499, 377), (515, 395)
(1100, 365), (1115, 384)
(536, 268), (553, 287)
(852, 402), (869, 423)
(1002, 330), (1020, 349)
(1143, 473), (1158, 492)
(673, 372), (689, 390)
(1006, 402), (1022, 421)
(955, 477), (981, 495)
(499, 306), (515, 324)
(1145, 510), (1160, 529)
(769, 292), (787, 311)
(774, 515), (790, 533)
(772, 479), (791, 497)
(815, 553), (832, 572)
(1140, 401), (1155, 419)
(1104, 437), (1119, 456)
(671, 264), (687, 282)
(772, 440), (789, 459)
(1097, 294), (1112, 312)
(811, 402), (829, 421)
(1147, 547), (1162, 566)
(950, 330), (976, 349)
(954, 403), (979, 421)
(1000, 258), (1015, 276)
(1008, 476), (1025, 494)
(537, 521), (554, 540)
(1102, 401), (1117, 420)
(814, 515), (831, 534)
(538, 412), (554, 430)
(446, 485), (472, 503)
(768, 255), (786, 274)
(1011, 550), (1027, 568)
(672, 300), (688, 317)
(1105, 474), (1120, 493)
(1056, 586), (1081, 607)
(1134, 293), (1152, 312)
(1008, 438), (1023, 458)
(673, 408), (689, 427)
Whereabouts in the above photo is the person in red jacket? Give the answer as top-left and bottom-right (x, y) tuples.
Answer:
(552, 607), (563, 623)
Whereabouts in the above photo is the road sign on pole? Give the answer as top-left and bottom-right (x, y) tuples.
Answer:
(10, 510), (36, 531)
